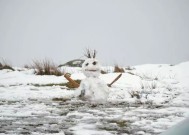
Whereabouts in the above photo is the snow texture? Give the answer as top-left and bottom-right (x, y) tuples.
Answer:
(0, 61), (189, 135)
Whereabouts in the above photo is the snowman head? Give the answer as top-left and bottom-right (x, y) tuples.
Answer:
(82, 50), (101, 78)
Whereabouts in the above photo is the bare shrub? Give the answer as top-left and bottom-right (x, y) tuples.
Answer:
(128, 90), (140, 99)
(101, 70), (107, 74)
(150, 81), (157, 89)
(114, 65), (125, 73)
(140, 81), (157, 90)
(0, 59), (14, 71)
(24, 64), (31, 69)
(125, 66), (135, 70)
(140, 81), (145, 89)
(32, 59), (63, 76)
(168, 73), (176, 79)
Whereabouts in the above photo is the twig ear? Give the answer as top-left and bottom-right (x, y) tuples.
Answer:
(93, 50), (97, 58)
(84, 49), (97, 58)
(84, 49), (91, 58)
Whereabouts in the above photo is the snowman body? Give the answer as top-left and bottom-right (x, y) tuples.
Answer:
(75, 58), (109, 102)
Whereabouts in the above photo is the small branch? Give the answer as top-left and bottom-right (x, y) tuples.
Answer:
(64, 73), (80, 88)
(108, 73), (122, 87)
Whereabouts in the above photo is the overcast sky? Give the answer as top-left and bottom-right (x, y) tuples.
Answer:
(0, 0), (189, 67)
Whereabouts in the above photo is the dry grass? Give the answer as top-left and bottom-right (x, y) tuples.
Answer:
(114, 65), (125, 73)
(101, 70), (107, 74)
(0, 59), (14, 71)
(32, 59), (63, 76)
(125, 66), (135, 70)
(128, 90), (140, 99)
(140, 81), (157, 90)
(24, 64), (30, 69)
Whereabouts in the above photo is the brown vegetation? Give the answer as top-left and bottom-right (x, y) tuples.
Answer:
(114, 65), (125, 73)
(32, 59), (63, 76)
(0, 60), (14, 71)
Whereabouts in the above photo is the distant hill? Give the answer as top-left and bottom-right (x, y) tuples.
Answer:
(58, 59), (84, 67)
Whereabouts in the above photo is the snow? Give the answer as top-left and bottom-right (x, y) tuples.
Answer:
(0, 69), (67, 86)
(0, 61), (189, 134)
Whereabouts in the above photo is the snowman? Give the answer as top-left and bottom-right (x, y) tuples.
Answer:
(75, 50), (109, 103)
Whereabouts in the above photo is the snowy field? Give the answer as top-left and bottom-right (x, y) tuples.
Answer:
(0, 62), (189, 135)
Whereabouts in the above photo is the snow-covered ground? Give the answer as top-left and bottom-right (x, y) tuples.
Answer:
(0, 62), (189, 135)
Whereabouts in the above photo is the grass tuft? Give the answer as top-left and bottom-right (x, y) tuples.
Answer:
(128, 91), (140, 99)
(114, 65), (125, 73)
(125, 66), (135, 70)
(32, 59), (63, 76)
(101, 70), (107, 74)
(0, 59), (14, 71)
(140, 81), (157, 90)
